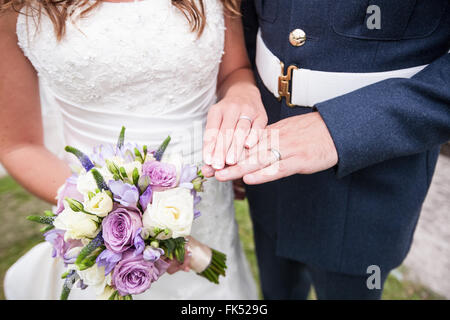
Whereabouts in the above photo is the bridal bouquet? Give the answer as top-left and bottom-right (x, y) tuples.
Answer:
(27, 127), (227, 300)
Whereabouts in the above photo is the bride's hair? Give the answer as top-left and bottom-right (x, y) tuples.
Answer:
(0, 0), (240, 39)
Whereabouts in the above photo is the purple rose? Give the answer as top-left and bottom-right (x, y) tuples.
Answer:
(109, 180), (140, 207)
(102, 206), (143, 253)
(44, 229), (82, 260)
(55, 175), (83, 215)
(112, 250), (169, 296)
(142, 161), (177, 188)
(96, 249), (123, 275)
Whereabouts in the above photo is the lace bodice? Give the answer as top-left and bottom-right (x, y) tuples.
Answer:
(17, 0), (225, 115)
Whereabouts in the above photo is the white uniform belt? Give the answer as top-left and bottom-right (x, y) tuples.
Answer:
(256, 29), (428, 107)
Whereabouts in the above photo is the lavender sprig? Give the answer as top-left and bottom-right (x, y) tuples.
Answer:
(64, 146), (94, 172)
(75, 232), (104, 269)
(154, 136), (171, 161)
(91, 168), (109, 191)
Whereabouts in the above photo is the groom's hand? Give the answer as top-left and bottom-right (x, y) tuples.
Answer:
(213, 112), (339, 184)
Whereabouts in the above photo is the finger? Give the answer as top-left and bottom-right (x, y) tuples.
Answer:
(203, 106), (223, 165)
(201, 164), (215, 178)
(243, 156), (300, 185)
(245, 114), (268, 149)
(181, 254), (191, 272)
(211, 112), (239, 170)
(225, 118), (252, 165)
(215, 146), (274, 181)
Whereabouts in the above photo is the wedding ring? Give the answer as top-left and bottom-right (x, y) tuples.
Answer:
(270, 148), (282, 162)
(239, 115), (253, 124)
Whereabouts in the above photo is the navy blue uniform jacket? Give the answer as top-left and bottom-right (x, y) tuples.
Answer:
(242, 0), (450, 275)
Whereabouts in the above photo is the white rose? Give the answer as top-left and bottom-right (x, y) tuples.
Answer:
(84, 191), (113, 217)
(77, 167), (113, 197)
(77, 264), (110, 295)
(143, 188), (194, 239)
(53, 207), (99, 241)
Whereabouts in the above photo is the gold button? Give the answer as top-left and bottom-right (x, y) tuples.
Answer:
(289, 29), (306, 47)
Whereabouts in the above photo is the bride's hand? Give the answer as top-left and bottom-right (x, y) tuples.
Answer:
(165, 253), (192, 274)
(203, 84), (267, 171)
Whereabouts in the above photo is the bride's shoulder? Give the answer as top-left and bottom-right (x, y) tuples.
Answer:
(0, 9), (19, 38)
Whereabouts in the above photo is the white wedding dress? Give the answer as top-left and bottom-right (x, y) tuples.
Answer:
(4, 0), (257, 300)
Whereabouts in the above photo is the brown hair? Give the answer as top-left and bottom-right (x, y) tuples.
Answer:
(0, 0), (240, 40)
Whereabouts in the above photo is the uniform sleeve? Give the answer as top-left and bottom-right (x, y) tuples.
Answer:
(241, 0), (259, 68)
(315, 52), (450, 178)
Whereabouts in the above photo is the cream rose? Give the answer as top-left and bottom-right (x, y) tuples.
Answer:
(84, 191), (113, 217)
(53, 207), (99, 241)
(143, 188), (194, 239)
(77, 264), (111, 296)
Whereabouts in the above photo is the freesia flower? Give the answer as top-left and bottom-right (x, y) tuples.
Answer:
(133, 228), (145, 256)
(55, 175), (83, 215)
(96, 249), (122, 275)
(108, 180), (139, 207)
(139, 186), (153, 212)
(143, 246), (164, 262)
(44, 229), (82, 260)
(178, 164), (198, 189)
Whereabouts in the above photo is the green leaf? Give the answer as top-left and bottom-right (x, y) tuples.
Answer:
(44, 210), (56, 217)
(117, 126), (126, 149)
(134, 148), (144, 163)
(40, 225), (55, 233)
(119, 167), (128, 178)
(132, 167), (139, 186)
(106, 159), (120, 176)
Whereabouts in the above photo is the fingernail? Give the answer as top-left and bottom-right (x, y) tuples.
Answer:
(212, 161), (224, 170)
(204, 154), (212, 165)
(226, 155), (235, 165)
(245, 138), (255, 149)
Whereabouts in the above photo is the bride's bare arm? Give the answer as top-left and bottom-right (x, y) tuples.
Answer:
(0, 12), (71, 204)
(202, 13), (267, 175)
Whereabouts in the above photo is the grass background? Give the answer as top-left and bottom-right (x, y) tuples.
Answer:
(0, 176), (443, 300)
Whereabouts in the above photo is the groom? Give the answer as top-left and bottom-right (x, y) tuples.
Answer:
(214, 1), (450, 299)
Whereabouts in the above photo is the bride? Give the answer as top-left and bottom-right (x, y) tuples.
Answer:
(0, 0), (266, 299)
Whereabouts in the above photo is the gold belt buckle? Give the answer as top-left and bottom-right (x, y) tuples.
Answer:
(278, 62), (298, 107)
